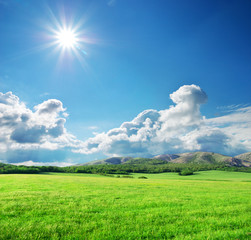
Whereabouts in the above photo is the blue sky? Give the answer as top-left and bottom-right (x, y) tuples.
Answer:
(0, 0), (251, 165)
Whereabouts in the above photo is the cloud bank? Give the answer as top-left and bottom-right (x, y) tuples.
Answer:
(0, 84), (250, 165)
(0, 92), (81, 155)
(76, 84), (251, 157)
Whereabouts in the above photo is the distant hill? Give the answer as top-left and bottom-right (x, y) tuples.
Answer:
(155, 152), (231, 164)
(77, 157), (133, 166)
(79, 151), (251, 167)
(124, 158), (167, 165)
(153, 154), (179, 161)
(155, 152), (251, 167)
(234, 152), (251, 167)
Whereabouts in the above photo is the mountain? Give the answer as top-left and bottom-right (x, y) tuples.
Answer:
(153, 154), (179, 161)
(79, 151), (251, 167)
(124, 158), (167, 165)
(77, 157), (133, 166)
(156, 152), (231, 164)
(234, 152), (251, 167)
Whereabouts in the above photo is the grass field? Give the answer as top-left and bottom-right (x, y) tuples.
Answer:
(0, 171), (250, 239)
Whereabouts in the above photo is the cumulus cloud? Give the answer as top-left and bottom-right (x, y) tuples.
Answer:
(0, 92), (81, 154)
(34, 99), (65, 115)
(11, 125), (46, 143)
(1, 84), (250, 164)
(76, 84), (251, 157)
(205, 106), (251, 155)
(13, 160), (74, 167)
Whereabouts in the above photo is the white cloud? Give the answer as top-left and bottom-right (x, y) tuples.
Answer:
(0, 92), (82, 154)
(76, 84), (251, 157)
(34, 99), (65, 116)
(205, 106), (251, 155)
(12, 160), (74, 167)
(1, 85), (250, 164)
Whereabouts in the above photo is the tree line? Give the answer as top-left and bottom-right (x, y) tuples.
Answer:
(0, 161), (250, 174)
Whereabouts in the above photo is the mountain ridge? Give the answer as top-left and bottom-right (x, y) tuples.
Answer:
(78, 151), (251, 167)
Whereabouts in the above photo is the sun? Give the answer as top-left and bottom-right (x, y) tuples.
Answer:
(42, 8), (96, 68)
(56, 28), (78, 48)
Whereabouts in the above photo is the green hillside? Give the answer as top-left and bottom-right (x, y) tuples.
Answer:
(124, 158), (167, 165)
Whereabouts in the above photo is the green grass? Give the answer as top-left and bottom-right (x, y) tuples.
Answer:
(132, 170), (251, 181)
(0, 171), (250, 239)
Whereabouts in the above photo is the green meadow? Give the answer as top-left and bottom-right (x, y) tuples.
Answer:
(0, 171), (250, 239)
